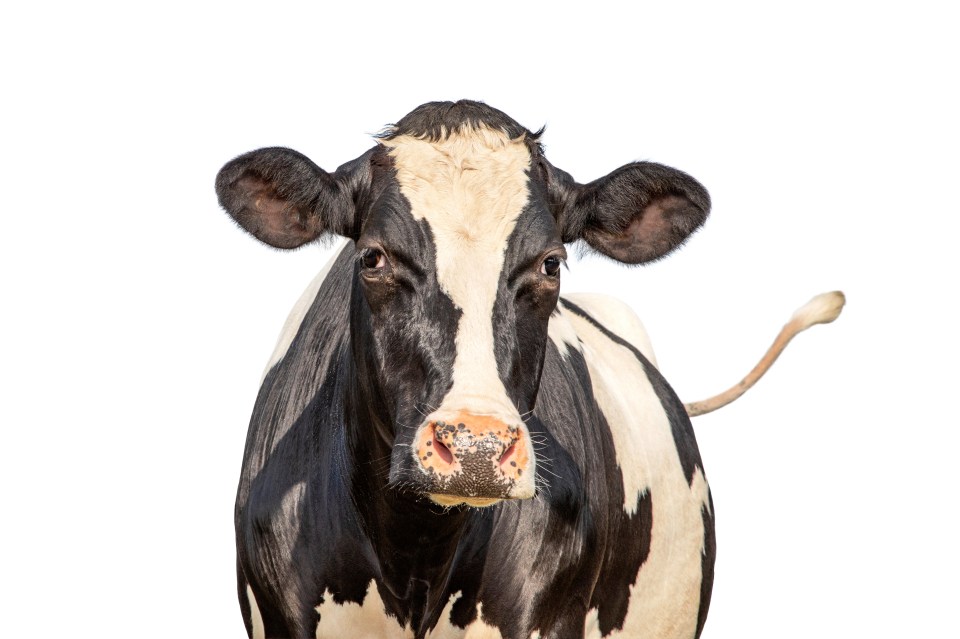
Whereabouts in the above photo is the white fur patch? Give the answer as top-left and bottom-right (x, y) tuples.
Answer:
(610, 468), (710, 639)
(262, 239), (350, 381)
(460, 603), (504, 639)
(425, 591), (466, 639)
(583, 608), (601, 639)
(312, 586), (488, 639)
(562, 293), (657, 367)
(561, 309), (664, 514)
(385, 127), (535, 496)
(247, 584), (265, 639)
(315, 580), (411, 639)
(547, 306), (583, 359)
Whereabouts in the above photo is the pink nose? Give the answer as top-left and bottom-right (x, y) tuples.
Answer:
(414, 412), (530, 497)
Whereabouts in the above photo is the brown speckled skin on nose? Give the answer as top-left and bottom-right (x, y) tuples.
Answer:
(414, 412), (530, 498)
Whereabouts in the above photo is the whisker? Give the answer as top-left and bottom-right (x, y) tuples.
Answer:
(537, 465), (562, 479)
(362, 452), (394, 467)
(535, 480), (552, 499)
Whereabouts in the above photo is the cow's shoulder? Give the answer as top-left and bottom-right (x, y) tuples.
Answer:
(238, 240), (357, 545)
(549, 293), (658, 368)
(240, 240), (355, 477)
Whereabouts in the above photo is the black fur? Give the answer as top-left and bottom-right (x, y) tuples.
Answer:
(379, 99), (538, 143)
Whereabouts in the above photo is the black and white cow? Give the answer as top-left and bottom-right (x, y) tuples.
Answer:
(217, 101), (715, 639)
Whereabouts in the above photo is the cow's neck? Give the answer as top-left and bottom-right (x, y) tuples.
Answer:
(343, 283), (475, 620)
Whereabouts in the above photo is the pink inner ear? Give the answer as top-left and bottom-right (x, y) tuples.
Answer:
(587, 194), (694, 264)
(255, 192), (309, 241)
(235, 176), (317, 249)
(639, 194), (697, 250)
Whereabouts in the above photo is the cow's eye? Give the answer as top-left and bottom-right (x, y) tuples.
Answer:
(540, 256), (562, 277)
(361, 248), (385, 270)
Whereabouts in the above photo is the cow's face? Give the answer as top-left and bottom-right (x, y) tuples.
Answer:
(354, 126), (561, 505)
(216, 101), (709, 507)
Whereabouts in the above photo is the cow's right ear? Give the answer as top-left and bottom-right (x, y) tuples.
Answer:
(215, 147), (370, 249)
(543, 157), (710, 264)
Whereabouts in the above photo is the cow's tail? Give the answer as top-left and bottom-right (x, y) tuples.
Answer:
(684, 291), (845, 417)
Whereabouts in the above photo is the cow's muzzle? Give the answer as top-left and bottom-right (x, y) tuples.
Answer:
(413, 412), (534, 506)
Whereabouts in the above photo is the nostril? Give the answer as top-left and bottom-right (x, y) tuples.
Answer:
(433, 436), (454, 464)
(498, 443), (516, 466)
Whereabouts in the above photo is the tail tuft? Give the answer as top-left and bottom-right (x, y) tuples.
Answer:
(789, 291), (846, 330)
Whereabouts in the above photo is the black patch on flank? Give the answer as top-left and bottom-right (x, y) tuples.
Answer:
(559, 298), (704, 485)
(377, 99), (542, 144)
(592, 490), (654, 636)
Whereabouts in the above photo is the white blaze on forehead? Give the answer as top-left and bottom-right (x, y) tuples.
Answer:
(384, 127), (532, 423)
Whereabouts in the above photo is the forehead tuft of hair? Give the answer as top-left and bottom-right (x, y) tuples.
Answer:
(377, 100), (543, 145)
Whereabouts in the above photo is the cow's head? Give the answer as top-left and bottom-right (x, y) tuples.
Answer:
(216, 101), (709, 507)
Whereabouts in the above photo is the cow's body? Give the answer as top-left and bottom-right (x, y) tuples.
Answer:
(220, 101), (715, 638)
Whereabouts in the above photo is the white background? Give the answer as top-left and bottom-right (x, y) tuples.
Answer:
(3, 2), (957, 637)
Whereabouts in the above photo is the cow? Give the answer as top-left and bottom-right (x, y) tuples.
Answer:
(215, 100), (842, 639)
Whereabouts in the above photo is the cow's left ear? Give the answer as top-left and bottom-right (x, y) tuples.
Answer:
(544, 160), (710, 264)
(216, 147), (371, 249)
